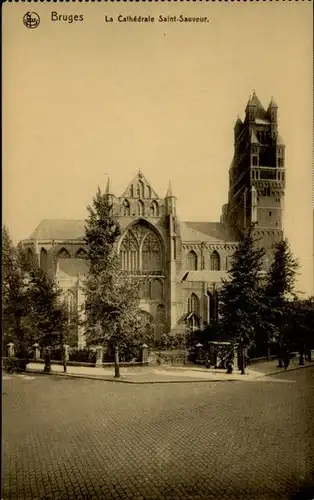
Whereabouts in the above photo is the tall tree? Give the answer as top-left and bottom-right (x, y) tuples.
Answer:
(264, 238), (299, 366)
(2, 226), (29, 356)
(219, 223), (267, 374)
(24, 265), (69, 372)
(84, 187), (120, 274)
(83, 187), (142, 377)
(287, 296), (313, 365)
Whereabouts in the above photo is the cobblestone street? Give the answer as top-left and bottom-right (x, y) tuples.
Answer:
(3, 368), (314, 500)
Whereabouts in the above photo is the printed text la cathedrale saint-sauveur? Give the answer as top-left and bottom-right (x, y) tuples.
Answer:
(50, 12), (210, 24)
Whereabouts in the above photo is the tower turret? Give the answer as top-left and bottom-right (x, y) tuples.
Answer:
(245, 91), (257, 125)
(267, 97), (278, 139)
(105, 177), (115, 206)
(165, 181), (176, 216)
(234, 116), (243, 143)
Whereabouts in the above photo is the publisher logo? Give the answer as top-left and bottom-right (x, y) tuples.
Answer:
(23, 12), (40, 29)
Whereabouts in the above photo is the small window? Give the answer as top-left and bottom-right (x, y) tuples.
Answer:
(252, 170), (255, 179)
(269, 212), (272, 217)
(252, 156), (258, 166)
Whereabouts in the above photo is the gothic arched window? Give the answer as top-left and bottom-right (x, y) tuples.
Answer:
(130, 185), (134, 198)
(64, 290), (76, 317)
(209, 290), (219, 322)
(139, 180), (145, 198)
(172, 238), (176, 260)
(147, 186), (152, 198)
(120, 231), (139, 271)
(207, 292), (212, 323)
(27, 248), (34, 267)
(210, 251), (220, 271)
(58, 248), (71, 259)
(156, 304), (166, 341)
(75, 248), (87, 259)
(188, 293), (200, 316)
(187, 294), (200, 330)
(156, 304), (166, 323)
(187, 250), (198, 271)
(119, 223), (163, 275)
(142, 232), (162, 272)
(140, 279), (150, 300)
(151, 278), (163, 300)
(40, 248), (48, 273)
(150, 200), (159, 217)
(122, 199), (130, 216)
(137, 200), (144, 216)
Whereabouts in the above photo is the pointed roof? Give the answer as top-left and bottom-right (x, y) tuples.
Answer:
(245, 91), (267, 120)
(105, 177), (112, 195)
(250, 130), (259, 145)
(268, 97), (278, 109)
(120, 171), (159, 199)
(276, 134), (285, 146)
(234, 116), (243, 130)
(166, 180), (174, 198)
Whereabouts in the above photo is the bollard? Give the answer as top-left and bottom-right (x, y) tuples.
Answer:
(33, 343), (40, 361)
(63, 344), (70, 362)
(7, 343), (15, 358)
(195, 343), (203, 364)
(95, 345), (103, 367)
(141, 344), (149, 364)
(233, 349), (238, 372)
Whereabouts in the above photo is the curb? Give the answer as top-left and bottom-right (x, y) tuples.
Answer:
(7, 363), (312, 385)
(24, 369), (242, 384)
(261, 363), (313, 378)
(22, 369), (290, 385)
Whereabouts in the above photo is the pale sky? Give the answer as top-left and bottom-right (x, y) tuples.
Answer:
(3, 2), (313, 295)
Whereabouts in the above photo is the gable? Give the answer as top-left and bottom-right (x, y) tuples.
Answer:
(120, 170), (159, 200)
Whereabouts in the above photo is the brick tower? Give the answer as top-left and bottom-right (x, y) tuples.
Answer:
(227, 92), (285, 260)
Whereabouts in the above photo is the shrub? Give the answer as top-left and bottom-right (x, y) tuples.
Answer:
(69, 348), (96, 364)
(50, 347), (62, 361)
(154, 349), (189, 366)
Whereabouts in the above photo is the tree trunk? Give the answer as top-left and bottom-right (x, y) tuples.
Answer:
(44, 348), (51, 373)
(299, 348), (305, 366)
(62, 346), (67, 373)
(61, 338), (67, 373)
(239, 345), (245, 375)
(114, 344), (120, 378)
(277, 345), (284, 368)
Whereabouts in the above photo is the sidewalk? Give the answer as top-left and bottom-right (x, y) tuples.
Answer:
(24, 356), (313, 384)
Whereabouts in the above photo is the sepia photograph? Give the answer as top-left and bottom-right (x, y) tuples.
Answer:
(2, 2), (314, 499)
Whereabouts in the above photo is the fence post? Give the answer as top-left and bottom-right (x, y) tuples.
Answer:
(195, 343), (203, 364)
(233, 346), (239, 371)
(33, 343), (40, 361)
(95, 345), (103, 368)
(63, 344), (70, 362)
(141, 344), (149, 364)
(7, 343), (15, 358)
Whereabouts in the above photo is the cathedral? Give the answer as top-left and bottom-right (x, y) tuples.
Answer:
(21, 93), (285, 348)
